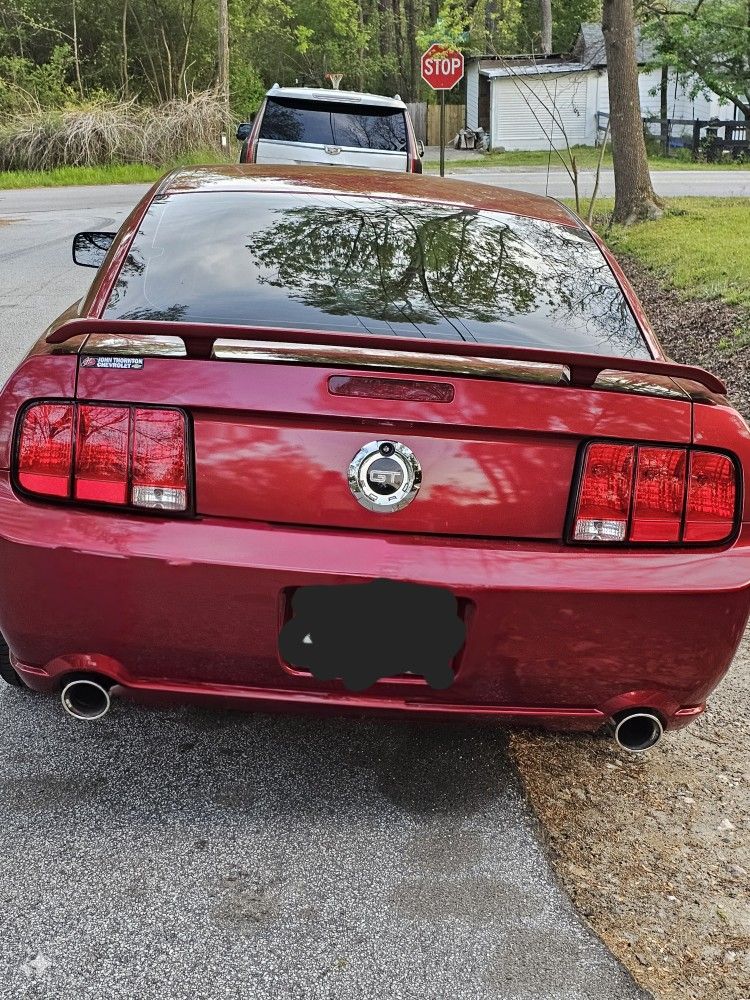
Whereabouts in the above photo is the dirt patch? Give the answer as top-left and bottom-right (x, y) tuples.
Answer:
(510, 259), (750, 1000)
(620, 256), (750, 418)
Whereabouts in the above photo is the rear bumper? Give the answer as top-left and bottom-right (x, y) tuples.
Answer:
(1, 475), (748, 731)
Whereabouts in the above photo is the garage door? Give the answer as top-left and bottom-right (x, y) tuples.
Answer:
(491, 73), (588, 151)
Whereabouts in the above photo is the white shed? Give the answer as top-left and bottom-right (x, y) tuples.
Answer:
(465, 22), (728, 152)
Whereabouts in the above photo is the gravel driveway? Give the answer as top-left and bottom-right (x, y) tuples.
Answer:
(510, 260), (750, 1000)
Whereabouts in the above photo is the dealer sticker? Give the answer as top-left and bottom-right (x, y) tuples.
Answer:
(81, 356), (144, 369)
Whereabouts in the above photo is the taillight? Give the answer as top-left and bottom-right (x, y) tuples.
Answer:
(131, 408), (187, 510)
(15, 402), (189, 513)
(573, 443), (634, 542)
(16, 403), (74, 497)
(631, 447), (686, 542)
(571, 441), (737, 545)
(75, 405), (129, 504)
(684, 452), (736, 542)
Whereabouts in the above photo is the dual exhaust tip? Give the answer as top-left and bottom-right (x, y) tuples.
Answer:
(612, 710), (664, 752)
(59, 679), (665, 751)
(61, 678), (111, 721)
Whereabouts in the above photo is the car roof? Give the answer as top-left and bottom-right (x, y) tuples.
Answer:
(157, 165), (582, 229)
(264, 85), (406, 109)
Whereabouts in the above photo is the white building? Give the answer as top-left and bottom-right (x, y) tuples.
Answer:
(465, 22), (728, 152)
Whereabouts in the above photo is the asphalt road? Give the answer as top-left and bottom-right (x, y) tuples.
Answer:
(0, 185), (648, 1000)
(449, 166), (750, 199)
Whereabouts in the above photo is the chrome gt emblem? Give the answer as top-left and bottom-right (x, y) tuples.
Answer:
(348, 440), (422, 513)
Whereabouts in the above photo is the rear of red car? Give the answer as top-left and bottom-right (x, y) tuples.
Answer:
(1, 167), (748, 746)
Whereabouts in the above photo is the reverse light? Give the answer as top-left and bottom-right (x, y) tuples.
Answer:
(571, 441), (737, 545)
(15, 402), (188, 513)
(131, 408), (187, 510)
(573, 443), (634, 542)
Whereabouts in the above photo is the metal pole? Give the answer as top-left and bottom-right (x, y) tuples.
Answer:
(439, 89), (445, 177)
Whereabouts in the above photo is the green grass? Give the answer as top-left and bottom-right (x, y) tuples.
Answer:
(587, 197), (750, 309)
(428, 145), (750, 172)
(0, 150), (233, 190)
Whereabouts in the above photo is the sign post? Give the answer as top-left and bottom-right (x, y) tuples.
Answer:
(420, 44), (465, 177)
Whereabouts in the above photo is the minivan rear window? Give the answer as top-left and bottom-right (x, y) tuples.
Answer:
(258, 97), (408, 152)
(104, 191), (649, 358)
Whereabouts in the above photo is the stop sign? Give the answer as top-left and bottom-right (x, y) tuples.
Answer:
(420, 44), (464, 91)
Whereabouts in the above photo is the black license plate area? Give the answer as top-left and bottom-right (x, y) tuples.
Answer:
(278, 578), (467, 693)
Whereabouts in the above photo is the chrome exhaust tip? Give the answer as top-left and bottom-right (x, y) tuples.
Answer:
(61, 679), (112, 721)
(613, 711), (664, 752)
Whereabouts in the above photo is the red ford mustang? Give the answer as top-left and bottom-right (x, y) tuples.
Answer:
(0, 165), (747, 752)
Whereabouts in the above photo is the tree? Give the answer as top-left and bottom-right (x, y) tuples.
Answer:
(644, 0), (750, 118)
(602, 0), (664, 223)
(217, 0), (229, 106)
(540, 0), (552, 54)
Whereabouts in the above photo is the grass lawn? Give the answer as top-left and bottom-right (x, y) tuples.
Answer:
(0, 150), (233, 190)
(429, 145), (750, 171)
(588, 198), (750, 310)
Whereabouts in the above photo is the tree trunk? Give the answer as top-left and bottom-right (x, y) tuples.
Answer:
(540, 0), (552, 56)
(217, 0), (229, 108)
(602, 0), (663, 224)
(121, 0), (129, 99)
(72, 0), (84, 99)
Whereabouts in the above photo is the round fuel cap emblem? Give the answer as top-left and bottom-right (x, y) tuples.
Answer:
(348, 441), (422, 513)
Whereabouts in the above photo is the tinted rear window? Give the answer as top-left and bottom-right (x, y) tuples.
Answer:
(259, 97), (407, 151)
(104, 191), (649, 358)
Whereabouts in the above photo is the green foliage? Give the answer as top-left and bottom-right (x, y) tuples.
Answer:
(417, 0), (524, 56)
(644, 0), (750, 116)
(0, 46), (76, 113)
(0, 0), (609, 155)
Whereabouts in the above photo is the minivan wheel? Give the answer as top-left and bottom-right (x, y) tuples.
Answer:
(0, 636), (23, 687)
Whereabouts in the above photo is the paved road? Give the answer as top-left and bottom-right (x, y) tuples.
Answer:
(0, 185), (648, 1000)
(448, 166), (750, 199)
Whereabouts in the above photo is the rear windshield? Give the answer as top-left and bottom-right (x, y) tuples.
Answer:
(258, 96), (408, 152)
(104, 191), (649, 358)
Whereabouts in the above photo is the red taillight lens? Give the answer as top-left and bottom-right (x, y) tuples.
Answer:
(572, 441), (737, 545)
(15, 402), (188, 513)
(573, 443), (634, 542)
(74, 405), (129, 504)
(16, 403), (74, 497)
(684, 452), (736, 542)
(631, 447), (686, 542)
(131, 408), (187, 510)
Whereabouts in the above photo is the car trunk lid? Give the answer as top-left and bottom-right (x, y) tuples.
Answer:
(67, 324), (705, 541)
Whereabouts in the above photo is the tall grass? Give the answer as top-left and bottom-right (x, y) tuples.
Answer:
(0, 92), (233, 171)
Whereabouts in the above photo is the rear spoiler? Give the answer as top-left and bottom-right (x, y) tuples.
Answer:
(47, 317), (727, 396)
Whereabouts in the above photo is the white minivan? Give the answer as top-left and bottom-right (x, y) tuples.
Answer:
(237, 85), (424, 173)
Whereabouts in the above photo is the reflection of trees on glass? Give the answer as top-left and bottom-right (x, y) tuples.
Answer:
(258, 98), (407, 151)
(333, 112), (406, 151)
(246, 203), (645, 355)
(116, 304), (189, 322)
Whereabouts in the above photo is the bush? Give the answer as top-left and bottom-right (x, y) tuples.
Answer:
(0, 47), (77, 116)
(0, 92), (233, 171)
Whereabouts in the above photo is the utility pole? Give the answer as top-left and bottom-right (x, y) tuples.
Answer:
(218, 0), (229, 109)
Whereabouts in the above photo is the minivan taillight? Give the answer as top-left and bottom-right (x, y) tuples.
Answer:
(15, 402), (189, 512)
(570, 441), (737, 545)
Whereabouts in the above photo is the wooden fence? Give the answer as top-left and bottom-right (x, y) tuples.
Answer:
(407, 102), (465, 145)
